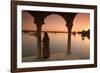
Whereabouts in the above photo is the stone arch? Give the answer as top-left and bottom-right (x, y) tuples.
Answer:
(22, 11), (37, 31)
(42, 14), (66, 31)
(72, 13), (90, 32)
(27, 11), (77, 30)
(26, 11), (77, 58)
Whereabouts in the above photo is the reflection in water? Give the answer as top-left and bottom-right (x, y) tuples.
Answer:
(22, 32), (90, 62)
(67, 32), (71, 55)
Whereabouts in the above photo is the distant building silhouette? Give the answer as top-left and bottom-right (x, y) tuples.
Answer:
(72, 31), (76, 36)
(77, 29), (90, 40)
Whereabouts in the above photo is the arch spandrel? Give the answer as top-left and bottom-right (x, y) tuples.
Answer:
(26, 10), (77, 29)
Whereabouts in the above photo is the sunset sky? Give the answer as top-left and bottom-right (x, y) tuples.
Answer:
(22, 11), (90, 32)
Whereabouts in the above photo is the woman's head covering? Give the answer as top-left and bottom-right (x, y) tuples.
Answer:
(44, 32), (48, 36)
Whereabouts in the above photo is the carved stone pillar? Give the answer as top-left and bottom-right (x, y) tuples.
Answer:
(65, 17), (74, 55)
(27, 11), (47, 58)
(65, 14), (76, 55)
(34, 17), (44, 58)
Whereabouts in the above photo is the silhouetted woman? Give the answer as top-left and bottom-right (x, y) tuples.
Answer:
(43, 32), (50, 58)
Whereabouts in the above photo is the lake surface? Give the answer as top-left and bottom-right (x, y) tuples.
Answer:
(22, 32), (90, 62)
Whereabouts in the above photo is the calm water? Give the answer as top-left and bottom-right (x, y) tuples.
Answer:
(22, 32), (90, 60)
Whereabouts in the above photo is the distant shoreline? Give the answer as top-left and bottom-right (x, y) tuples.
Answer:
(22, 30), (68, 33)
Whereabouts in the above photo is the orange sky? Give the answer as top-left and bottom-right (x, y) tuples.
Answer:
(22, 11), (90, 32)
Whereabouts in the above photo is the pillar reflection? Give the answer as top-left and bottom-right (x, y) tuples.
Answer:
(66, 28), (71, 55)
